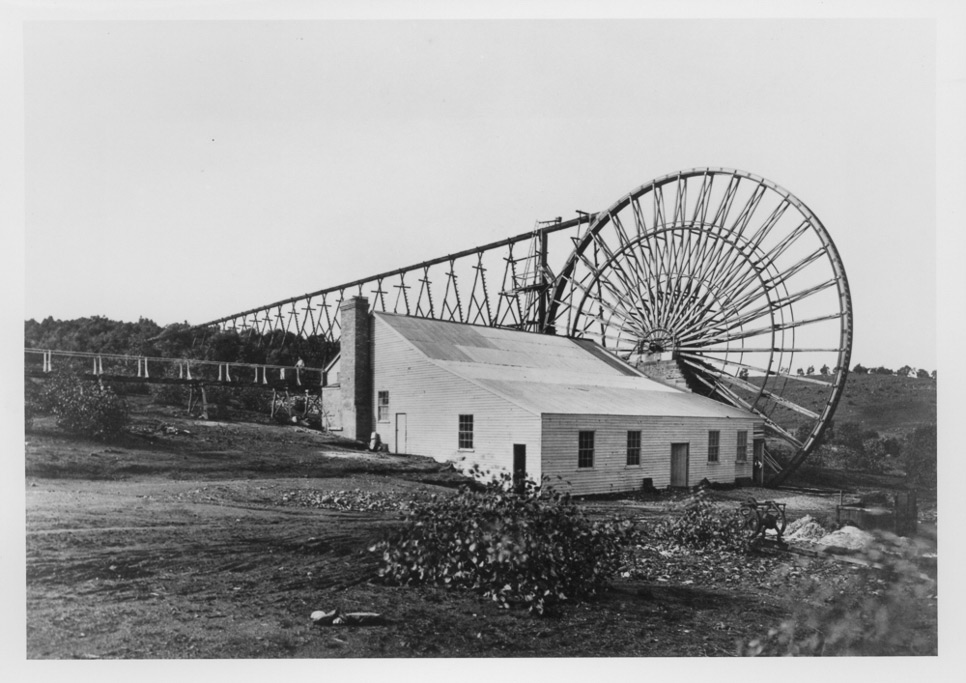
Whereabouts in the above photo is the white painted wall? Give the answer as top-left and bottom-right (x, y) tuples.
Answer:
(372, 316), (543, 483)
(541, 414), (759, 495)
(319, 385), (343, 432)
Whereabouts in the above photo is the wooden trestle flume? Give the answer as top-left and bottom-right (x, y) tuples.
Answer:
(122, 169), (857, 485)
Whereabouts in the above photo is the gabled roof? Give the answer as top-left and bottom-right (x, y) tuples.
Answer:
(375, 313), (757, 420)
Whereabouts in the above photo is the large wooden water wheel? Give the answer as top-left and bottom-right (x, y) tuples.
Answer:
(548, 168), (853, 485)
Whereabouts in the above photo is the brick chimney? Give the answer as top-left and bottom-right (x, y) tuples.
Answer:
(339, 296), (373, 441)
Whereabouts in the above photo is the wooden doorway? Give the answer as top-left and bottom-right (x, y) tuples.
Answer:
(513, 444), (526, 493)
(670, 443), (689, 487)
(753, 438), (764, 485)
(395, 413), (407, 454)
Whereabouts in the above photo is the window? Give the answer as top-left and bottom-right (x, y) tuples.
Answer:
(626, 430), (641, 466)
(458, 414), (474, 449)
(736, 431), (748, 462)
(578, 431), (595, 468)
(377, 391), (390, 422)
(708, 430), (720, 462)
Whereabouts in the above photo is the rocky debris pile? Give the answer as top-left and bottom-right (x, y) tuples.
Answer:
(311, 608), (384, 626)
(817, 525), (875, 551)
(129, 421), (193, 438)
(279, 487), (429, 513)
(784, 515), (829, 543)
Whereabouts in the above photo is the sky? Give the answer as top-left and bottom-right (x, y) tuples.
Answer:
(11, 5), (960, 374)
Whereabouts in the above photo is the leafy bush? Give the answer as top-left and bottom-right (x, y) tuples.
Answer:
(371, 475), (637, 615)
(652, 490), (748, 552)
(237, 387), (269, 412)
(741, 537), (936, 656)
(36, 370), (129, 440)
(150, 383), (188, 406)
(111, 381), (150, 396)
(24, 378), (47, 429)
(833, 421), (871, 451)
(855, 438), (891, 473)
(902, 423), (936, 488)
(202, 386), (231, 420)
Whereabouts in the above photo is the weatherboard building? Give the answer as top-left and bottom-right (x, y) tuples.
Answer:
(321, 297), (763, 496)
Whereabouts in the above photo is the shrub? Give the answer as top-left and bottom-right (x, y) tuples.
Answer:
(741, 538), (936, 656)
(853, 439), (887, 474)
(110, 381), (151, 396)
(902, 423), (937, 488)
(652, 490), (748, 552)
(38, 370), (129, 440)
(371, 475), (637, 615)
(203, 386), (232, 419)
(237, 387), (269, 412)
(24, 378), (47, 429)
(150, 383), (188, 406)
(833, 421), (867, 451)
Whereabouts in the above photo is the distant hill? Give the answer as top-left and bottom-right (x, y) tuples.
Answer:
(766, 373), (936, 439)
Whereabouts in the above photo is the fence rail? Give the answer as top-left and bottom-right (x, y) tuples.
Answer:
(24, 348), (326, 388)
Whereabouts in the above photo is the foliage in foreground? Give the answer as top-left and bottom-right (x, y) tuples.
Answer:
(741, 534), (937, 656)
(371, 475), (637, 615)
(651, 490), (749, 552)
(26, 371), (129, 440)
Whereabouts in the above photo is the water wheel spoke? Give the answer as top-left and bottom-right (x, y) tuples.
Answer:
(552, 168), (851, 485)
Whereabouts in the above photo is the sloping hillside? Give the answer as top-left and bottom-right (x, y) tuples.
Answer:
(766, 373), (936, 438)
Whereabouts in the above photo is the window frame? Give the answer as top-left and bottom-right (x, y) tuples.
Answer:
(578, 430), (595, 468)
(458, 414), (474, 450)
(626, 430), (641, 466)
(376, 391), (390, 423)
(708, 430), (720, 463)
(736, 430), (748, 462)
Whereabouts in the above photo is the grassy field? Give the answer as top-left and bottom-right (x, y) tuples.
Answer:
(768, 373), (936, 439)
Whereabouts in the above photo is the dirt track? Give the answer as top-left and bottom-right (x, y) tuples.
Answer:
(26, 476), (405, 658)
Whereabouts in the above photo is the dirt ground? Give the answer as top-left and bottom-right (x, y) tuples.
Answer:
(24, 399), (938, 659)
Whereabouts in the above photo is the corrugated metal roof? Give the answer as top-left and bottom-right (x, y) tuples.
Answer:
(473, 379), (752, 418)
(375, 313), (757, 420)
(378, 313), (640, 374)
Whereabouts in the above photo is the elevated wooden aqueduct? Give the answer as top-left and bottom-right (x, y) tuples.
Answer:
(26, 168), (852, 486)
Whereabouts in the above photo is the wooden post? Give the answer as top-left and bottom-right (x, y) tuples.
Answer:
(199, 384), (208, 420)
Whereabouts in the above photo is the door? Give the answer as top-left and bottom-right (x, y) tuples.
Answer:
(512, 444), (526, 493)
(395, 413), (407, 454)
(753, 439), (764, 485)
(670, 443), (689, 487)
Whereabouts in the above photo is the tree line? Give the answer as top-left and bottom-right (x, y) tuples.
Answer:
(24, 315), (338, 369)
(787, 363), (936, 379)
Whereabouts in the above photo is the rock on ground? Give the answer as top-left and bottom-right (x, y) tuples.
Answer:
(817, 525), (875, 550)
